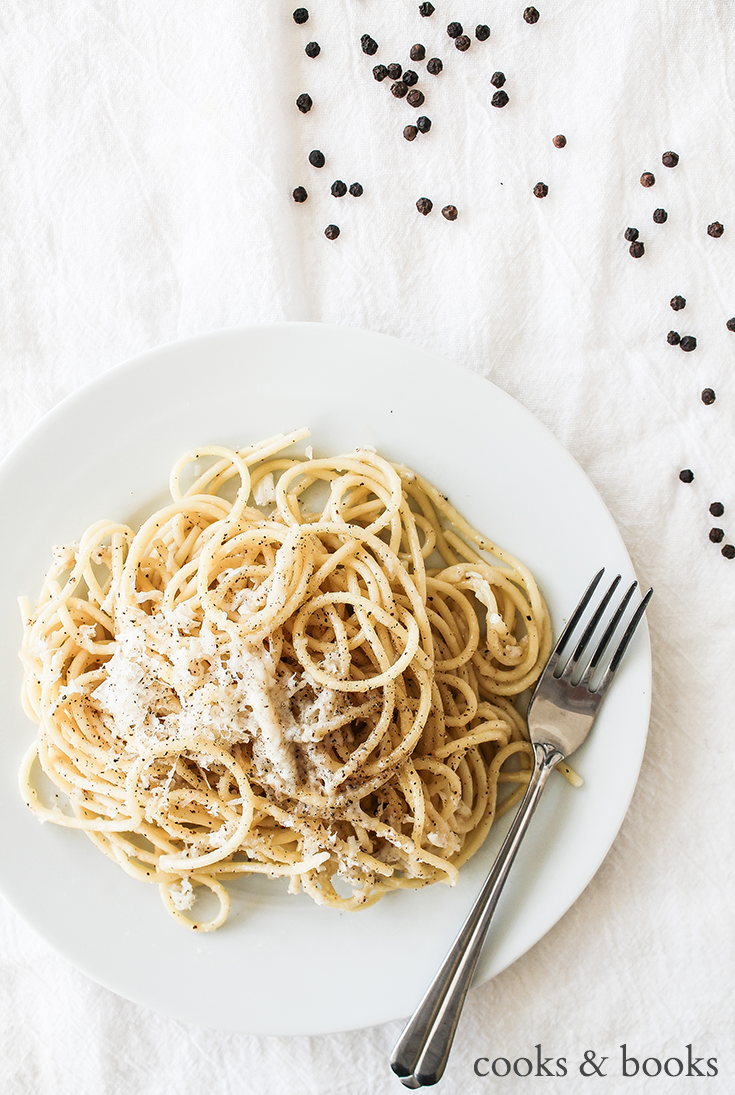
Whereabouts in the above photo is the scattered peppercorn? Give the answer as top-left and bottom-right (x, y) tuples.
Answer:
(524, 7), (540, 23)
(707, 221), (724, 238)
(361, 34), (379, 56)
(553, 134), (566, 147)
(410, 44), (426, 61)
(667, 331), (681, 345)
(640, 172), (655, 187)
(491, 71), (506, 88)
(727, 318), (735, 332)
(710, 502), (725, 517)
(391, 81), (408, 98)
(629, 240), (645, 257)
(447, 22), (463, 38)
(419, 2), (435, 15)
(404, 125), (418, 141)
(296, 93), (313, 113)
(442, 205), (458, 220)
(670, 295), (686, 311)
(407, 89), (425, 107)
(722, 544), (735, 559)
(331, 180), (347, 197)
(624, 227), (639, 242)
(492, 89), (509, 108)
(292, 186), (308, 203)
(416, 115), (432, 133)
(293, 8), (309, 24)
(455, 35), (471, 51)
(680, 335), (697, 352)
(679, 469), (694, 483)
(324, 224), (340, 240)
(476, 24), (491, 41)
(349, 182), (363, 197)
(373, 64), (388, 81)
(403, 69), (419, 87)
(309, 149), (325, 168)
(416, 197), (433, 215)
(426, 57), (443, 75)
(653, 208), (668, 223)
(533, 182), (549, 198)
(662, 150), (679, 168)
(701, 387), (716, 404)
(387, 63), (403, 80)
(709, 527), (725, 543)
(305, 41), (320, 58)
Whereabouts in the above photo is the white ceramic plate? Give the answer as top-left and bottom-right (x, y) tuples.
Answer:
(0, 324), (651, 1035)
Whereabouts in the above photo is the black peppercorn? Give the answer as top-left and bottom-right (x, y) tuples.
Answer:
(442, 205), (458, 220)
(416, 197), (433, 215)
(679, 469), (694, 483)
(553, 134), (566, 148)
(292, 186), (308, 203)
(331, 180), (347, 197)
(533, 182), (549, 198)
(410, 44), (426, 61)
(426, 57), (443, 75)
(416, 115), (432, 133)
(455, 35), (471, 51)
(624, 227), (639, 242)
(296, 93), (313, 113)
(680, 335), (697, 352)
(387, 63), (403, 80)
(419, 2), (435, 15)
(391, 81), (408, 98)
(407, 89), (425, 107)
(727, 318), (735, 332)
(447, 22), (463, 38)
(491, 71), (506, 88)
(640, 172), (655, 187)
(670, 295), (686, 311)
(404, 125), (418, 141)
(524, 7), (540, 23)
(701, 388), (716, 404)
(667, 331), (681, 345)
(476, 24), (491, 41)
(305, 41), (320, 58)
(403, 69), (419, 87)
(491, 89), (509, 108)
(709, 527), (725, 543)
(373, 64), (388, 81)
(293, 8), (309, 24)
(653, 208), (668, 223)
(662, 150), (679, 168)
(708, 221), (724, 238)
(722, 544), (735, 559)
(349, 182), (363, 197)
(309, 149), (325, 168)
(629, 240), (645, 257)
(361, 34), (379, 56)
(710, 502), (725, 517)
(324, 224), (340, 240)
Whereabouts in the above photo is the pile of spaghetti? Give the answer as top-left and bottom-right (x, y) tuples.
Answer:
(19, 430), (551, 930)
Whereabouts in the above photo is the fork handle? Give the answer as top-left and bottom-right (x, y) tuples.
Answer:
(390, 741), (563, 1089)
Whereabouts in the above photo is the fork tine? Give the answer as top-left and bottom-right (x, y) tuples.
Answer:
(595, 586), (653, 695)
(546, 568), (604, 673)
(578, 579), (637, 687)
(559, 574), (621, 683)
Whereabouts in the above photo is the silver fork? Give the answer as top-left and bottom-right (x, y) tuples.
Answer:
(390, 569), (653, 1089)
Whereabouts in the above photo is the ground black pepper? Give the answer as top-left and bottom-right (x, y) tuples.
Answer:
(653, 208), (668, 223)
(331, 180), (347, 197)
(680, 335), (697, 352)
(662, 150), (679, 168)
(325, 224), (340, 240)
(305, 41), (320, 58)
(491, 71), (506, 88)
(403, 69), (419, 87)
(442, 204), (458, 220)
(373, 64), (388, 81)
(722, 544), (735, 559)
(679, 469), (694, 483)
(426, 57), (443, 75)
(292, 186), (308, 203)
(410, 44), (426, 61)
(416, 115), (432, 133)
(391, 81), (408, 98)
(447, 22), (463, 38)
(293, 8), (309, 24)
(709, 527), (725, 543)
(667, 331), (681, 345)
(309, 149), (325, 168)
(533, 182), (548, 198)
(296, 93), (313, 113)
(624, 227), (639, 241)
(419, 2), (435, 15)
(492, 89), (509, 107)
(710, 502), (725, 517)
(707, 221), (724, 238)
(416, 197), (433, 215)
(349, 182), (363, 197)
(524, 7), (540, 23)
(553, 134), (566, 147)
(407, 89), (425, 106)
(701, 387), (716, 404)
(670, 295), (686, 311)
(387, 63), (403, 79)
(476, 24), (491, 41)
(629, 240), (645, 257)
(455, 35), (471, 51)
(404, 125), (418, 141)
(640, 172), (655, 187)
(727, 318), (735, 332)
(361, 34), (379, 56)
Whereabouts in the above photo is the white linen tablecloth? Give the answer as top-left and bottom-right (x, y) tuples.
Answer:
(1, 2), (733, 1092)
